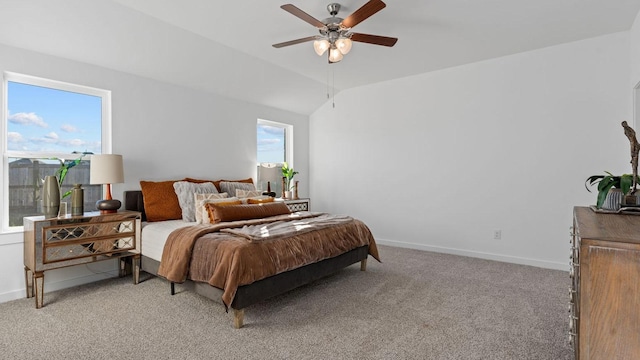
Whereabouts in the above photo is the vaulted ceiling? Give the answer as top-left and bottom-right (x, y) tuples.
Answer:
(1, 0), (639, 115)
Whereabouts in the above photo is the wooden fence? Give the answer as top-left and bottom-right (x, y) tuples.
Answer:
(8, 159), (101, 226)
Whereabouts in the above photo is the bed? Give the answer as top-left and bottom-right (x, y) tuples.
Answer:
(124, 190), (379, 328)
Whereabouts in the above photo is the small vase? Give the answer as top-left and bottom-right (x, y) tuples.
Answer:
(284, 191), (292, 199)
(71, 184), (84, 216)
(603, 188), (625, 210)
(42, 175), (60, 218)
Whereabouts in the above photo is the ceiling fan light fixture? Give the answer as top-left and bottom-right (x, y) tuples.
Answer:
(329, 45), (344, 63)
(313, 39), (330, 56)
(335, 37), (352, 55)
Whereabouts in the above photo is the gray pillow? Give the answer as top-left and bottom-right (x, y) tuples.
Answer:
(173, 181), (218, 222)
(219, 181), (256, 198)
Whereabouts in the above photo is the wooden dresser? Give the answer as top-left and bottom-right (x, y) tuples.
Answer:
(571, 207), (640, 359)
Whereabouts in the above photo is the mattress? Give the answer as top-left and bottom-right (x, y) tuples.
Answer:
(141, 220), (193, 261)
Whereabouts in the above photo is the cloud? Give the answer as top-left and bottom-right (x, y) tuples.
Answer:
(44, 132), (59, 140)
(8, 112), (48, 128)
(60, 124), (79, 133)
(7, 132), (24, 143)
(258, 138), (283, 151)
(258, 139), (281, 146)
(259, 125), (285, 136)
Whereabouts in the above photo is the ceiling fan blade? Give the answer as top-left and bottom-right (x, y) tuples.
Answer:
(272, 36), (318, 48)
(341, 0), (386, 29)
(281, 4), (326, 29)
(350, 33), (398, 47)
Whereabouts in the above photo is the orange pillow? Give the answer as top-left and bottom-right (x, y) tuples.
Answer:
(185, 177), (254, 192)
(140, 180), (183, 222)
(247, 197), (275, 204)
(206, 202), (290, 223)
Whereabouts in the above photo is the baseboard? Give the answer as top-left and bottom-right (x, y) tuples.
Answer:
(0, 269), (120, 304)
(375, 238), (568, 271)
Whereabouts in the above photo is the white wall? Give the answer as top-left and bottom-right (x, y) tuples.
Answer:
(0, 43), (309, 303)
(630, 10), (640, 90)
(310, 32), (631, 270)
(631, 10), (640, 130)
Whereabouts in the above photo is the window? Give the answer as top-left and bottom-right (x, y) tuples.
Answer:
(257, 119), (293, 196)
(2, 72), (111, 230)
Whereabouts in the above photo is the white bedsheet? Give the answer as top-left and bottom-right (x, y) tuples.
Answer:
(141, 220), (193, 261)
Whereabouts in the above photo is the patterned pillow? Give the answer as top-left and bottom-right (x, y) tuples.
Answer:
(185, 177), (254, 192)
(219, 181), (256, 198)
(173, 181), (218, 222)
(194, 193), (230, 224)
(236, 189), (264, 198)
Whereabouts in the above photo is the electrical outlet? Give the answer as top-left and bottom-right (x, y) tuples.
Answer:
(493, 230), (502, 240)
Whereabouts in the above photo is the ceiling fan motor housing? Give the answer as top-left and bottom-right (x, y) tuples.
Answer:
(327, 3), (341, 16)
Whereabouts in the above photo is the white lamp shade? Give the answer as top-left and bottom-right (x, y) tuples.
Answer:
(329, 46), (344, 62)
(90, 154), (124, 185)
(313, 39), (330, 56)
(259, 163), (282, 182)
(335, 38), (352, 54)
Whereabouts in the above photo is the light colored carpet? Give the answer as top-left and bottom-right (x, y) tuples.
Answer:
(0, 245), (572, 359)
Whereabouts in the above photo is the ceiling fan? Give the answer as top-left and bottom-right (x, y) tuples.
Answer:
(272, 0), (398, 64)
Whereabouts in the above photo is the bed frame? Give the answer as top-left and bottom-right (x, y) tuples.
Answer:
(124, 190), (369, 328)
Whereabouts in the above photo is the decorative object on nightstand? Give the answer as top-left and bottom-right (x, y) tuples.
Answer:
(281, 162), (298, 199)
(90, 154), (124, 214)
(23, 211), (141, 308)
(41, 175), (60, 219)
(71, 184), (84, 216)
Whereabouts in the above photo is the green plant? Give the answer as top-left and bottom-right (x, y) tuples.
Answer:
(281, 162), (299, 191)
(585, 171), (640, 209)
(52, 151), (92, 199)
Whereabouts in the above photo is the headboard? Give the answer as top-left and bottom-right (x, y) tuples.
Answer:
(124, 190), (146, 221)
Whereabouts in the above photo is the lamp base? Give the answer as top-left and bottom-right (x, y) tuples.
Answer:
(96, 199), (121, 214)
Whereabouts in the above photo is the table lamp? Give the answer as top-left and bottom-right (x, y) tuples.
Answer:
(90, 154), (124, 214)
(259, 163), (281, 197)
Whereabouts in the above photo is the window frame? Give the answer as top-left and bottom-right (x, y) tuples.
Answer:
(1, 72), (112, 234)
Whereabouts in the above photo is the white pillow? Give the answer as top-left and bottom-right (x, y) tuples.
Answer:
(173, 181), (218, 222)
(195, 194), (239, 224)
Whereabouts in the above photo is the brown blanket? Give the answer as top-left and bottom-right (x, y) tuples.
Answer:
(157, 212), (380, 308)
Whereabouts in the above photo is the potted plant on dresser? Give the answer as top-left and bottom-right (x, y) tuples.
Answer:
(585, 172), (640, 210)
(586, 121), (640, 210)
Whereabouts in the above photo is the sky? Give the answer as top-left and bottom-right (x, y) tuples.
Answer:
(257, 124), (285, 164)
(6, 81), (102, 155)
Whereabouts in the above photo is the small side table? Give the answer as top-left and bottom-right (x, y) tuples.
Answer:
(23, 211), (141, 308)
(281, 198), (310, 212)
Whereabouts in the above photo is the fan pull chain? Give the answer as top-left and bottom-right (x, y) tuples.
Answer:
(326, 64), (330, 99)
(332, 67), (335, 108)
